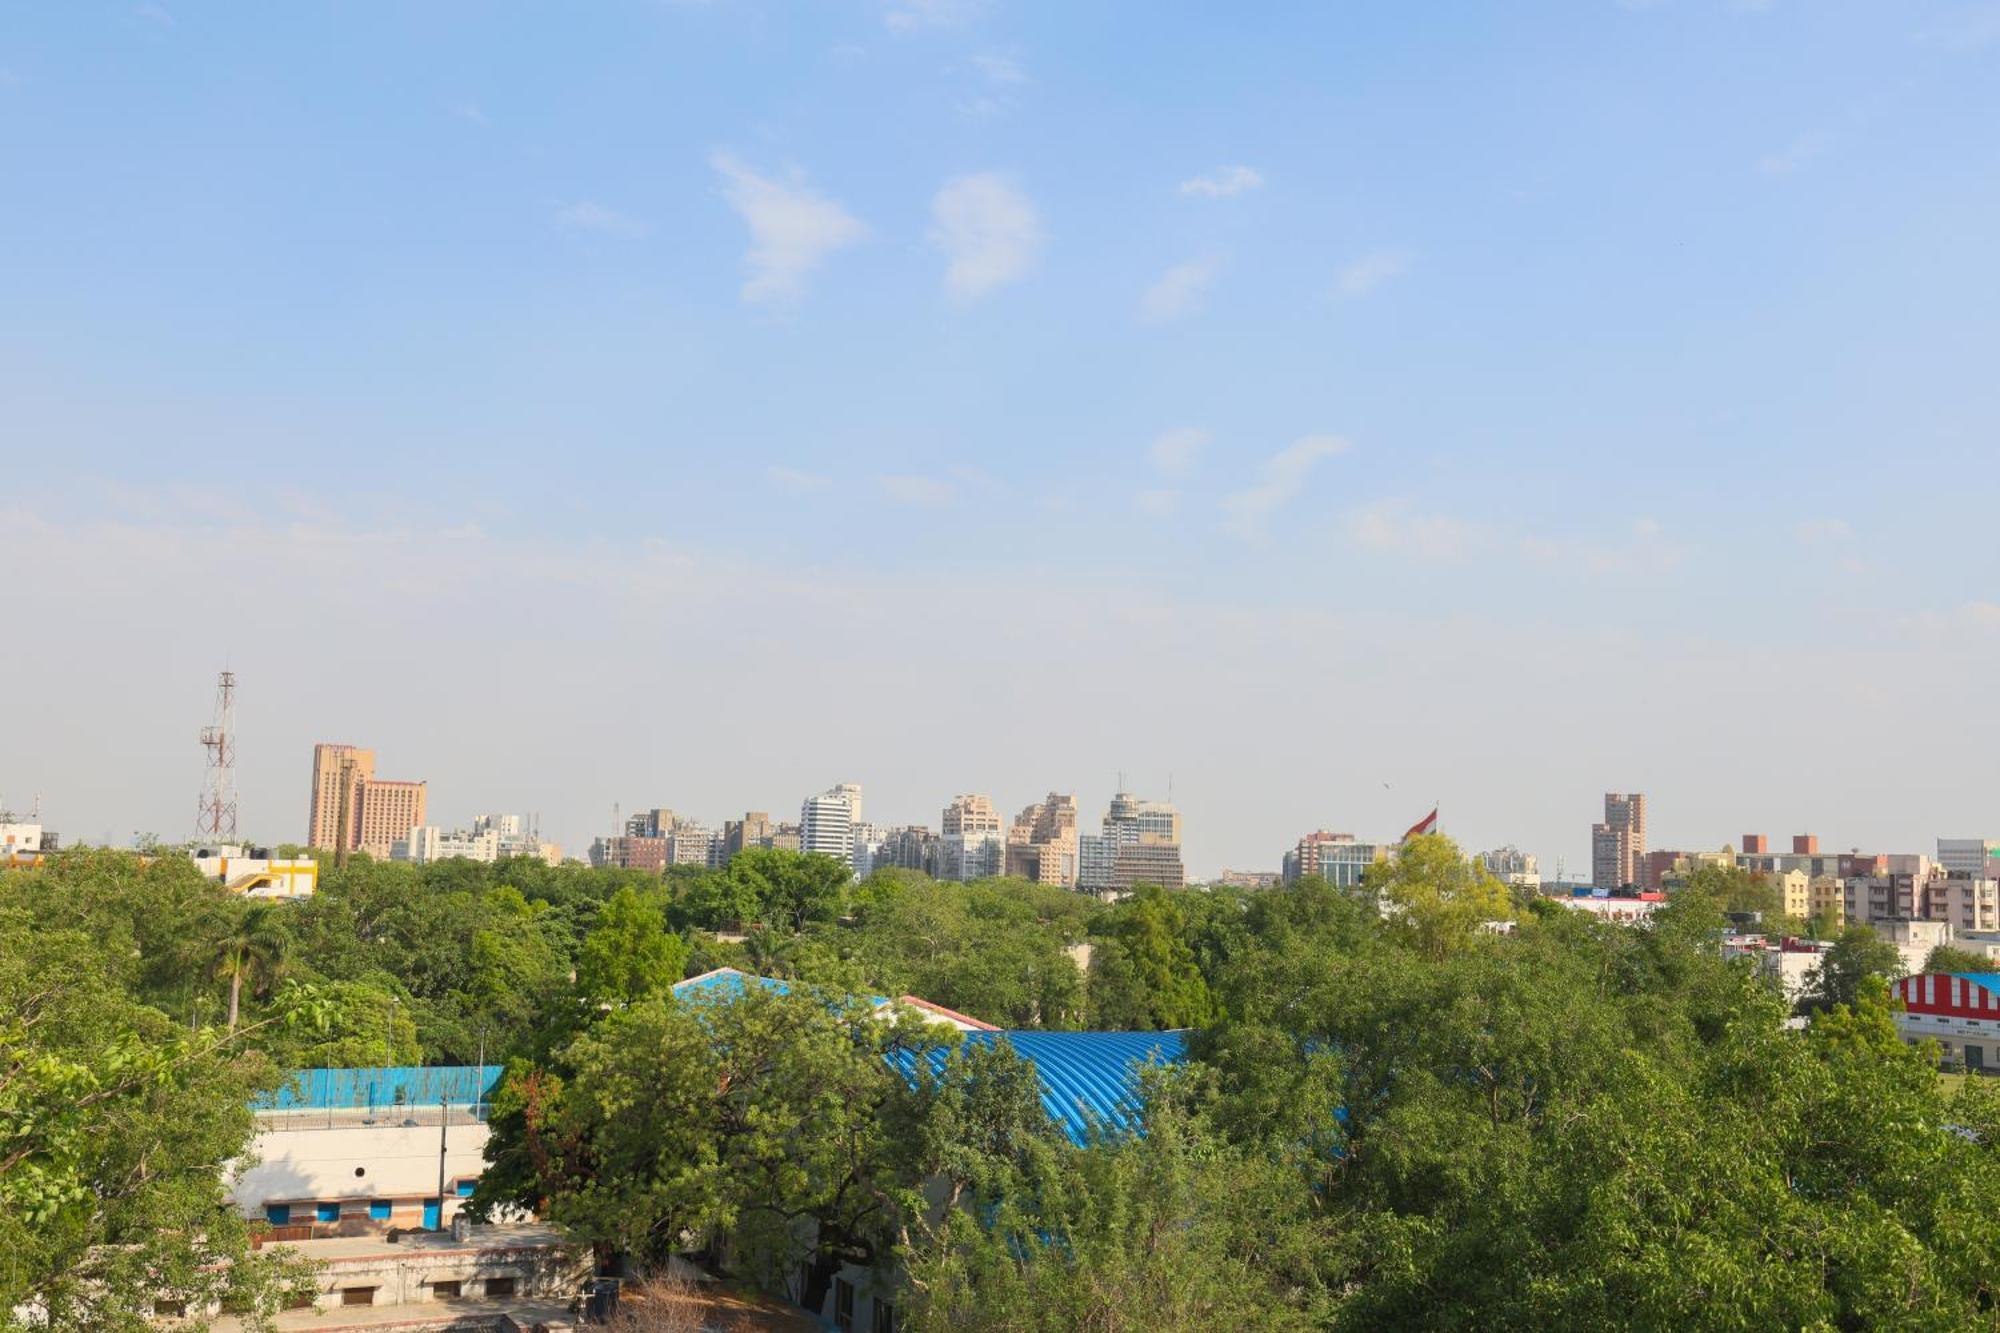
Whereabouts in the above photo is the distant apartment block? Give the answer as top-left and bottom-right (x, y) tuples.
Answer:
(1477, 845), (1540, 891)
(941, 793), (1003, 837)
(870, 825), (941, 878)
(1284, 831), (1389, 888)
(1591, 791), (1647, 890)
(394, 814), (560, 867)
(1939, 838), (2000, 878)
(1078, 791), (1185, 896)
(588, 834), (669, 873)
(306, 743), (427, 860)
(1007, 792), (1081, 887)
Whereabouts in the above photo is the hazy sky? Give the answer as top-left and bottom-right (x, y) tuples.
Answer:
(4, 1), (1999, 877)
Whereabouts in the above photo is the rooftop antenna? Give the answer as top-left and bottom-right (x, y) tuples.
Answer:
(196, 670), (238, 841)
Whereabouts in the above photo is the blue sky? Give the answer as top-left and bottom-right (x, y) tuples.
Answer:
(4, 0), (1999, 875)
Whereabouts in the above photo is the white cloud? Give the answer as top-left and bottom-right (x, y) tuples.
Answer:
(1519, 517), (1682, 576)
(1793, 517), (1853, 545)
(928, 173), (1043, 301)
(1179, 166), (1263, 198)
(765, 466), (828, 494)
(1221, 434), (1352, 541)
(711, 153), (868, 303)
(1147, 427), (1211, 478)
(971, 52), (1027, 85)
(1757, 132), (1829, 176)
(1136, 489), (1180, 517)
(1915, 3), (2000, 51)
(1335, 249), (1412, 298)
(1140, 258), (1220, 323)
(878, 474), (956, 506)
(554, 200), (651, 238)
(448, 102), (489, 127)
(1348, 500), (1478, 562)
(884, 0), (981, 31)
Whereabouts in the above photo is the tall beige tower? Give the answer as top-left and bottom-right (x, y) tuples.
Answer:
(307, 742), (426, 858)
(307, 743), (374, 850)
(1592, 791), (1647, 890)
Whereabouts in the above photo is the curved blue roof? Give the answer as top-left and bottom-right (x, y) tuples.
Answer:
(1953, 973), (2000, 990)
(923, 1029), (1188, 1144)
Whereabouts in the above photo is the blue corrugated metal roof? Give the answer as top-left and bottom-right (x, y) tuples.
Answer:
(894, 1029), (1188, 1145)
(1952, 973), (2000, 991)
(675, 970), (1186, 1143)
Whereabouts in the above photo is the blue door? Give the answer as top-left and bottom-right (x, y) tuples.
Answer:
(423, 1198), (441, 1229)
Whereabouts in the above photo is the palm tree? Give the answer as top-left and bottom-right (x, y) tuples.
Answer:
(210, 901), (291, 1032)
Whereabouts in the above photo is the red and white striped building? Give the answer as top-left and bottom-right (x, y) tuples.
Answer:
(1891, 973), (2000, 1071)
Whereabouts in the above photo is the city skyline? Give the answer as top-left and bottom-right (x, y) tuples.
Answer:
(5, 4), (1998, 877)
(10, 708), (1998, 882)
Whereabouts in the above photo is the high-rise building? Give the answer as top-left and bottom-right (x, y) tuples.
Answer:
(1283, 831), (1388, 888)
(1591, 791), (1646, 890)
(942, 794), (1002, 837)
(625, 808), (678, 839)
(306, 743), (427, 859)
(1078, 791), (1185, 896)
(722, 812), (773, 864)
(874, 826), (941, 878)
(802, 785), (860, 870)
(939, 830), (1007, 882)
(306, 743), (373, 849)
(1939, 839), (2000, 878)
(1007, 793), (1081, 887)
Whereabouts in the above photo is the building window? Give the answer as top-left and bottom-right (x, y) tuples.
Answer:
(341, 1287), (376, 1307)
(431, 1280), (462, 1300)
(872, 1298), (898, 1333)
(1970, 1045), (1986, 1070)
(316, 1202), (341, 1223)
(483, 1277), (517, 1298)
(834, 1277), (855, 1331)
(369, 1199), (392, 1220)
(264, 1204), (291, 1226)
(456, 1179), (477, 1197)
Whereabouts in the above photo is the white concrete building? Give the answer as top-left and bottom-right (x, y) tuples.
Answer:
(801, 785), (859, 870)
(1478, 846), (1541, 891)
(190, 845), (319, 899)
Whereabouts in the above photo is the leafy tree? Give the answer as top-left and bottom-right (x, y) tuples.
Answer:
(574, 887), (685, 1007)
(726, 848), (850, 932)
(1923, 943), (1995, 976)
(903, 1064), (1332, 1331)
(477, 985), (945, 1314)
(0, 903), (321, 1331)
(1802, 924), (1905, 1014)
(1361, 833), (1513, 963)
(209, 900), (292, 1031)
(1087, 886), (1214, 1030)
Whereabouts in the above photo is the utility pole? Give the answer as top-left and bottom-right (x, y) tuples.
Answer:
(437, 1090), (450, 1230)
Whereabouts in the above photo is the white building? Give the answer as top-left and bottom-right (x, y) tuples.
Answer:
(1939, 839), (2000, 879)
(393, 814), (560, 867)
(802, 785), (860, 871)
(189, 845), (319, 898)
(1478, 846), (1541, 891)
(1, 820), (43, 865)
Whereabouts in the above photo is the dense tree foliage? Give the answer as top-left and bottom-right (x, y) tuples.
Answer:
(0, 860), (318, 1331)
(17, 834), (2000, 1330)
